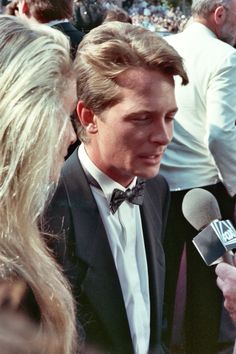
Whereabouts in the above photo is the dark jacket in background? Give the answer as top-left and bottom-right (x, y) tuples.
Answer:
(52, 21), (84, 59)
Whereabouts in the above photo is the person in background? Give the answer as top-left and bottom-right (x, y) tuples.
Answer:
(4, 0), (19, 14)
(43, 21), (188, 354)
(0, 14), (78, 354)
(73, 0), (105, 33)
(102, 4), (132, 23)
(160, 0), (236, 353)
(6, 0), (84, 59)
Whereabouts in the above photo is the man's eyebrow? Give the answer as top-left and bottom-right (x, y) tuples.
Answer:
(123, 107), (178, 119)
(122, 110), (156, 118)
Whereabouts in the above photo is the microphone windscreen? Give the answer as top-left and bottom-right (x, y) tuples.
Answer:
(182, 188), (222, 231)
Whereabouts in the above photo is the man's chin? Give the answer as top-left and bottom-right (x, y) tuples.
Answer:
(136, 167), (160, 181)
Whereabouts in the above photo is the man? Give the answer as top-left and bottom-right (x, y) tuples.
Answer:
(43, 22), (188, 354)
(160, 0), (236, 353)
(11, 0), (84, 58)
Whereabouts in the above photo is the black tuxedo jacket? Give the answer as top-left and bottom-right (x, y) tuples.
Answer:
(44, 149), (170, 354)
(52, 21), (84, 59)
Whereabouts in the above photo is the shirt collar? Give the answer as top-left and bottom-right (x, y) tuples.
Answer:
(47, 19), (69, 27)
(78, 144), (137, 202)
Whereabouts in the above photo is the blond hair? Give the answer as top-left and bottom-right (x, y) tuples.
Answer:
(74, 21), (188, 142)
(0, 15), (77, 354)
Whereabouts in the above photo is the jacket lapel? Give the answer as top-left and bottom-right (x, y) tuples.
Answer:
(141, 179), (166, 350)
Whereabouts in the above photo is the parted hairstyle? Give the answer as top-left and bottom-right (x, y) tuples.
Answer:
(191, 0), (231, 18)
(74, 21), (188, 142)
(22, 0), (73, 22)
(0, 15), (77, 354)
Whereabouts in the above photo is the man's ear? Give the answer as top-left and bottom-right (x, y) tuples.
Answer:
(19, 0), (30, 15)
(214, 5), (227, 25)
(76, 101), (98, 134)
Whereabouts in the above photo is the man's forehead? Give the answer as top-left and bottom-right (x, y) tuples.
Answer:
(116, 67), (174, 95)
(116, 67), (155, 89)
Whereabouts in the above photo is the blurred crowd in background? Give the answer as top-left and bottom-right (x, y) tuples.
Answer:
(0, 0), (190, 34)
(128, 0), (190, 34)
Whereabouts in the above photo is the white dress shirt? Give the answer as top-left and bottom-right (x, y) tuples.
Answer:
(47, 19), (69, 26)
(79, 144), (150, 354)
(160, 22), (236, 196)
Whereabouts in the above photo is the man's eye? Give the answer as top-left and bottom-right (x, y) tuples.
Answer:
(165, 115), (175, 122)
(133, 116), (150, 121)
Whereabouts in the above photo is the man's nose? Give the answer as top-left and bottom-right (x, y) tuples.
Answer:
(149, 120), (173, 145)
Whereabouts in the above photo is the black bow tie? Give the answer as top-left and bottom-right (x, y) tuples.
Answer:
(109, 180), (145, 214)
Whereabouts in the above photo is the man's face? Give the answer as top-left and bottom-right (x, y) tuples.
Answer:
(221, 0), (236, 45)
(86, 68), (177, 187)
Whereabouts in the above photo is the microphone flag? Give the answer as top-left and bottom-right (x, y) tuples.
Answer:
(192, 220), (236, 266)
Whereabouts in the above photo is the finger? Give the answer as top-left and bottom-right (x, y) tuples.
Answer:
(215, 262), (236, 280)
(216, 276), (225, 291)
(224, 298), (236, 323)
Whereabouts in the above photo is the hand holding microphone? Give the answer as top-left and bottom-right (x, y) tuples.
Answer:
(182, 188), (236, 266)
(215, 255), (236, 324)
(182, 188), (236, 325)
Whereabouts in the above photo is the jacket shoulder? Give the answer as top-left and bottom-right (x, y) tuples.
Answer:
(146, 174), (169, 193)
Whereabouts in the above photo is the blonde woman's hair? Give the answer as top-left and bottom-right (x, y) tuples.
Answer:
(0, 15), (78, 354)
(74, 21), (188, 142)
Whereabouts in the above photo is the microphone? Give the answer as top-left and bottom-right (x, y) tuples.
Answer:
(182, 188), (236, 266)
